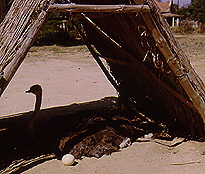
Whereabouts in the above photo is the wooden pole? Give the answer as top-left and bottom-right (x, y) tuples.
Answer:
(71, 16), (120, 93)
(49, 4), (150, 13)
(77, 13), (199, 113)
(0, 0), (52, 96)
(141, 11), (205, 121)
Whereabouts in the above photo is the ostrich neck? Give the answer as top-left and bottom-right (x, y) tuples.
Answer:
(28, 93), (42, 129)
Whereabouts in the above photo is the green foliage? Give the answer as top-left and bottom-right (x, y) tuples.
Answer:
(38, 14), (60, 39)
(36, 12), (80, 45)
(178, 0), (205, 23)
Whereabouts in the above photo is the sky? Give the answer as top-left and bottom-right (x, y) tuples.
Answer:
(160, 0), (191, 7)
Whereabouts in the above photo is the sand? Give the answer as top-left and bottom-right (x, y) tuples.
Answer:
(1, 35), (205, 174)
(0, 45), (117, 116)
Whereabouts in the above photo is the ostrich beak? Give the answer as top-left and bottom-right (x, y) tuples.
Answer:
(25, 89), (31, 93)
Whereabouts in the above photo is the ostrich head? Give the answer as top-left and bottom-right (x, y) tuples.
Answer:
(26, 84), (42, 137)
(26, 84), (42, 96)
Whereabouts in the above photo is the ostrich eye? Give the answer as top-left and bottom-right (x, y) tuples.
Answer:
(35, 88), (39, 91)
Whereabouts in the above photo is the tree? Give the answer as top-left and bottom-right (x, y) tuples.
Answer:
(35, 12), (79, 45)
(178, 0), (205, 23)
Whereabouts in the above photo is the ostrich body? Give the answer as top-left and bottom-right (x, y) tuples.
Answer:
(26, 84), (42, 136)
(24, 85), (134, 159)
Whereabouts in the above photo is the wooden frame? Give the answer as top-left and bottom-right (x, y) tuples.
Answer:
(0, 0), (205, 138)
(49, 3), (150, 13)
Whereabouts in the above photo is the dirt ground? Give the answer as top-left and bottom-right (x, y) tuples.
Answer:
(1, 35), (205, 173)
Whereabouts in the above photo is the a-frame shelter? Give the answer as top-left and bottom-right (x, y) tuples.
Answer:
(0, 0), (205, 138)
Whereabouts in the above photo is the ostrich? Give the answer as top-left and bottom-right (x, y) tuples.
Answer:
(26, 84), (42, 137)
(24, 85), (132, 159)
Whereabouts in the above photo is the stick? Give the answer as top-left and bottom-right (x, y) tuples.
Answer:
(71, 16), (120, 93)
(0, 154), (55, 174)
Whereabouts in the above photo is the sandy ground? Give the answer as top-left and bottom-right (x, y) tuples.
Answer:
(1, 35), (205, 173)
(0, 45), (117, 116)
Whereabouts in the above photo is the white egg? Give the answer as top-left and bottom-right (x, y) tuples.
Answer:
(62, 154), (75, 166)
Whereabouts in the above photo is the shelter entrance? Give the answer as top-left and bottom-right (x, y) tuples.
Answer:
(1, 1), (205, 171)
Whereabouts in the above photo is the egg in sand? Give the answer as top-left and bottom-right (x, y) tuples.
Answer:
(62, 154), (75, 166)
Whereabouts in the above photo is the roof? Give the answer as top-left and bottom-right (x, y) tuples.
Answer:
(154, 0), (171, 13)
(0, 0), (205, 138)
(162, 13), (184, 17)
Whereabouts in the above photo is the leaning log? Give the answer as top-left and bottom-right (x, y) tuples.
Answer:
(0, 0), (52, 96)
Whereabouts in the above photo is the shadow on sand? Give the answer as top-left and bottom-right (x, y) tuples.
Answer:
(0, 97), (165, 173)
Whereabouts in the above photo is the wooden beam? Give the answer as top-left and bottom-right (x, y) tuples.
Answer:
(71, 17), (120, 93)
(96, 53), (135, 67)
(141, 11), (205, 121)
(79, 13), (199, 114)
(49, 4), (150, 13)
(0, 10), (48, 96)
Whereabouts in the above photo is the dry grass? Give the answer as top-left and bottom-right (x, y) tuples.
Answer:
(175, 35), (205, 61)
(27, 34), (205, 81)
(27, 45), (89, 62)
(175, 34), (205, 82)
(29, 34), (205, 61)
